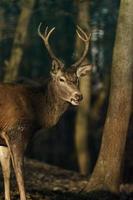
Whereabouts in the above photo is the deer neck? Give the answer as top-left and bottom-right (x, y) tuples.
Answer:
(39, 79), (69, 128)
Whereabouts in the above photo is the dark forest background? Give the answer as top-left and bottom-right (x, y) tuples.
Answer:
(0, 0), (132, 183)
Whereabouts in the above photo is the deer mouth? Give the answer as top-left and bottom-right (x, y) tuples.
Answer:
(70, 98), (80, 106)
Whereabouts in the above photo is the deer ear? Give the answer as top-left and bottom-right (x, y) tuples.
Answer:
(76, 64), (92, 77)
(50, 60), (62, 75)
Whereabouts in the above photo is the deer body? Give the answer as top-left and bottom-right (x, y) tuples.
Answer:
(0, 24), (91, 200)
(0, 80), (68, 135)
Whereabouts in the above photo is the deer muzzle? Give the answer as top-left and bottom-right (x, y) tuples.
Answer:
(70, 92), (83, 105)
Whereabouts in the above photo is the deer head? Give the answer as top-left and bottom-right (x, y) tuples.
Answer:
(38, 23), (92, 105)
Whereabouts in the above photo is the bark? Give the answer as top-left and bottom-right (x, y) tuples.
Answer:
(0, 7), (5, 80)
(4, 0), (35, 82)
(85, 0), (133, 193)
(74, 0), (92, 175)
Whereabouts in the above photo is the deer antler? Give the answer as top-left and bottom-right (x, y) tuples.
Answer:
(72, 25), (91, 68)
(38, 23), (64, 66)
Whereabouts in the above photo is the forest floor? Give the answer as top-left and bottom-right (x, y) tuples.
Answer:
(0, 158), (133, 200)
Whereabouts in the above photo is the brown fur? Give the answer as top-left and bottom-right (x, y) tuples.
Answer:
(0, 79), (69, 146)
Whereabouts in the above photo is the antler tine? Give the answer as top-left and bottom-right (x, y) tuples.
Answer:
(44, 26), (49, 36)
(76, 30), (88, 42)
(38, 22), (44, 40)
(76, 25), (89, 40)
(72, 25), (91, 68)
(46, 27), (56, 40)
(38, 22), (64, 66)
(76, 26), (91, 42)
(38, 23), (55, 42)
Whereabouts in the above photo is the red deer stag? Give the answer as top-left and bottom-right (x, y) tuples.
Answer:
(0, 23), (91, 200)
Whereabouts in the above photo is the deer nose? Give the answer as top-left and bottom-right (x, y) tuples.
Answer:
(74, 93), (83, 101)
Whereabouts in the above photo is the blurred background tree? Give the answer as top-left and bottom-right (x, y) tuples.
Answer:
(0, 0), (132, 185)
(85, 0), (133, 192)
(74, 0), (92, 176)
(4, 0), (35, 82)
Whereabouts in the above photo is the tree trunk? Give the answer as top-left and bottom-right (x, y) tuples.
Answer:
(85, 0), (133, 192)
(74, 0), (92, 175)
(0, 7), (5, 80)
(4, 0), (35, 82)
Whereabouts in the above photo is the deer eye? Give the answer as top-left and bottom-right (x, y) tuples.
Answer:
(59, 77), (65, 82)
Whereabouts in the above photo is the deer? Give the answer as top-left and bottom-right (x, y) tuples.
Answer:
(0, 23), (91, 200)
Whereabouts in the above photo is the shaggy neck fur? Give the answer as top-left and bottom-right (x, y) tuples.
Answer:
(37, 79), (69, 128)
